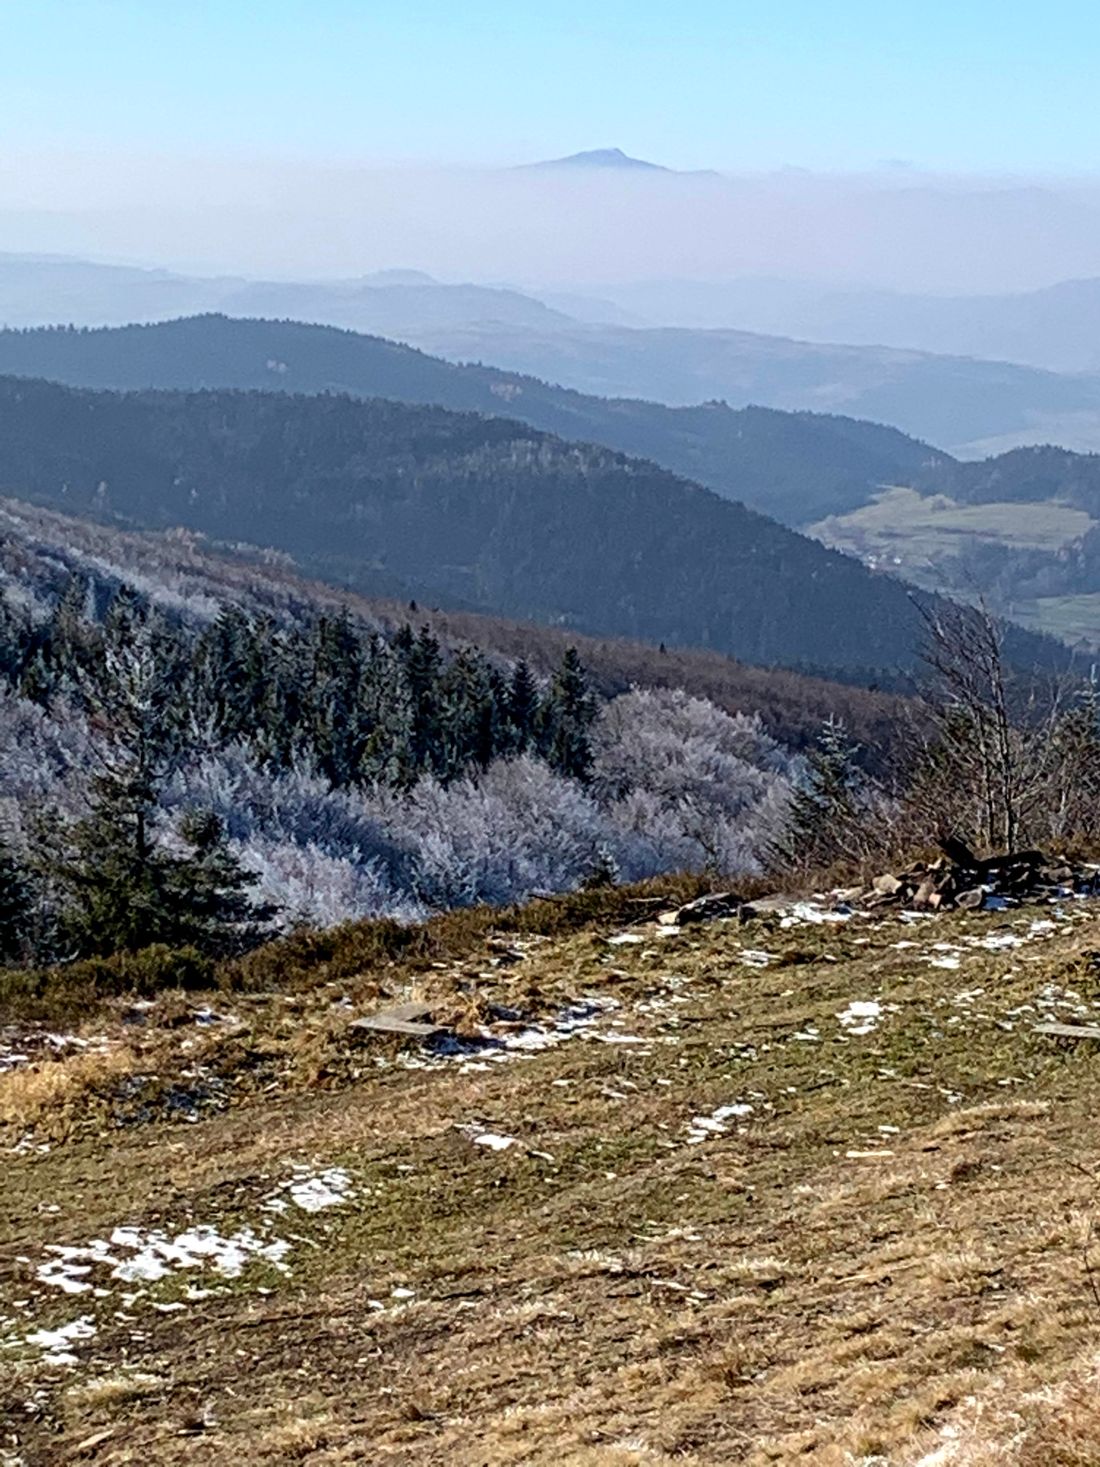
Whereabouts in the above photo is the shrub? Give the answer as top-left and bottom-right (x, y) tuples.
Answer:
(0, 944), (215, 1023)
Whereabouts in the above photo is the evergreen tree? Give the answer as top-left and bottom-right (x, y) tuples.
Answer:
(356, 637), (416, 787)
(48, 773), (271, 958)
(49, 755), (172, 956)
(770, 718), (866, 872)
(0, 838), (33, 964)
(401, 625), (443, 776)
(195, 605), (253, 743)
(541, 648), (597, 782)
(164, 810), (275, 953)
(46, 620), (272, 957)
(506, 659), (540, 753)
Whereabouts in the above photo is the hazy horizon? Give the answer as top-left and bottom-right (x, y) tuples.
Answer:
(4, 2), (1100, 292)
(7, 152), (1100, 293)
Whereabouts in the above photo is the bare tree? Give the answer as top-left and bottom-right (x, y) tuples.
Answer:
(913, 599), (1064, 853)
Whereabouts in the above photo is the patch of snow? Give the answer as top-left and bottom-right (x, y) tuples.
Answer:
(780, 902), (851, 928)
(971, 932), (1023, 951)
(37, 1224), (292, 1295)
(685, 1101), (754, 1145)
(473, 1132), (516, 1151)
(24, 1315), (96, 1365)
(264, 1166), (354, 1215)
(837, 999), (882, 1036)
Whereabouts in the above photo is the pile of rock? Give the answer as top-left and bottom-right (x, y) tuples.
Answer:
(654, 841), (1100, 929)
(845, 841), (1099, 913)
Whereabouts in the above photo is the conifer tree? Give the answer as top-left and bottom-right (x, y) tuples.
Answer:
(46, 624), (272, 956)
(541, 648), (597, 782)
(0, 838), (32, 964)
(770, 718), (866, 872)
(507, 659), (540, 753)
(401, 625), (443, 775)
(164, 810), (274, 953)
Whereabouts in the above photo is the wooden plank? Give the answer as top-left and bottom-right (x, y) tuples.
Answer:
(349, 1002), (446, 1039)
(1034, 1021), (1100, 1041)
(377, 1002), (434, 1023)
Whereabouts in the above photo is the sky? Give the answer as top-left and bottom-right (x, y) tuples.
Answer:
(2, 1), (1100, 289)
(2, 0), (1100, 174)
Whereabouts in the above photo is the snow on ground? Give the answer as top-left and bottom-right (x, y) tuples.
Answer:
(780, 902), (852, 928)
(836, 999), (883, 1036)
(36, 1224), (292, 1294)
(263, 1166), (355, 1215)
(398, 996), (624, 1075)
(685, 1102), (754, 1145)
(22, 1316), (97, 1366)
(13, 1165), (358, 1364)
(457, 1127), (518, 1151)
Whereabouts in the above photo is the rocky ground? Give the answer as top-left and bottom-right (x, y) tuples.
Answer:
(5, 889), (1100, 1464)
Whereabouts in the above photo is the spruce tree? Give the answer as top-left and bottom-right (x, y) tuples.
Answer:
(541, 648), (597, 782)
(47, 625), (272, 957)
(401, 625), (443, 775)
(770, 718), (865, 872)
(0, 838), (32, 964)
(507, 660), (540, 754)
(164, 810), (274, 954)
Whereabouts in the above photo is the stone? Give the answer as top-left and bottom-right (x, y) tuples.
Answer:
(832, 886), (866, 906)
(737, 895), (796, 921)
(1034, 1021), (1100, 1041)
(912, 876), (938, 910)
(872, 873), (903, 896)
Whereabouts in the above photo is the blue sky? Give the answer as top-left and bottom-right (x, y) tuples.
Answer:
(2, 0), (1098, 172)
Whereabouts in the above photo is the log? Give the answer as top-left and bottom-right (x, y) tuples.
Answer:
(1034, 1022), (1100, 1041)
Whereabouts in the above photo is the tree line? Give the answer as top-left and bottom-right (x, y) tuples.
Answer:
(0, 577), (598, 964)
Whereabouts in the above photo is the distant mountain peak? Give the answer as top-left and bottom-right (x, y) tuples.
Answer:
(525, 147), (668, 172)
(359, 268), (439, 287)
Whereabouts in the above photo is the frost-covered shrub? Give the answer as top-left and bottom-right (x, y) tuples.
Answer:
(2, 600), (807, 936)
(162, 748), (406, 868)
(236, 836), (422, 930)
(0, 691), (96, 818)
(376, 756), (612, 909)
(593, 688), (796, 875)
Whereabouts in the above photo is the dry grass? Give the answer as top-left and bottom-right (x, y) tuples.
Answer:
(0, 1046), (136, 1136)
(5, 897), (1100, 1464)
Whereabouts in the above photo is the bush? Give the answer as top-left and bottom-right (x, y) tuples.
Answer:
(0, 944), (215, 1023)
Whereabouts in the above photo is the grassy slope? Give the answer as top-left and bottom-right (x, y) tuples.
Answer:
(5, 887), (1100, 1463)
(809, 486), (1096, 560)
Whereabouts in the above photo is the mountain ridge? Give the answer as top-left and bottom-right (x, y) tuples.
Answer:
(0, 313), (949, 526)
(0, 370), (1058, 678)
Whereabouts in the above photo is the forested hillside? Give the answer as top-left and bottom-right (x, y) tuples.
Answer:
(0, 498), (915, 756)
(0, 315), (948, 525)
(0, 499), (803, 950)
(0, 372), (1007, 676)
(918, 443), (1100, 513)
